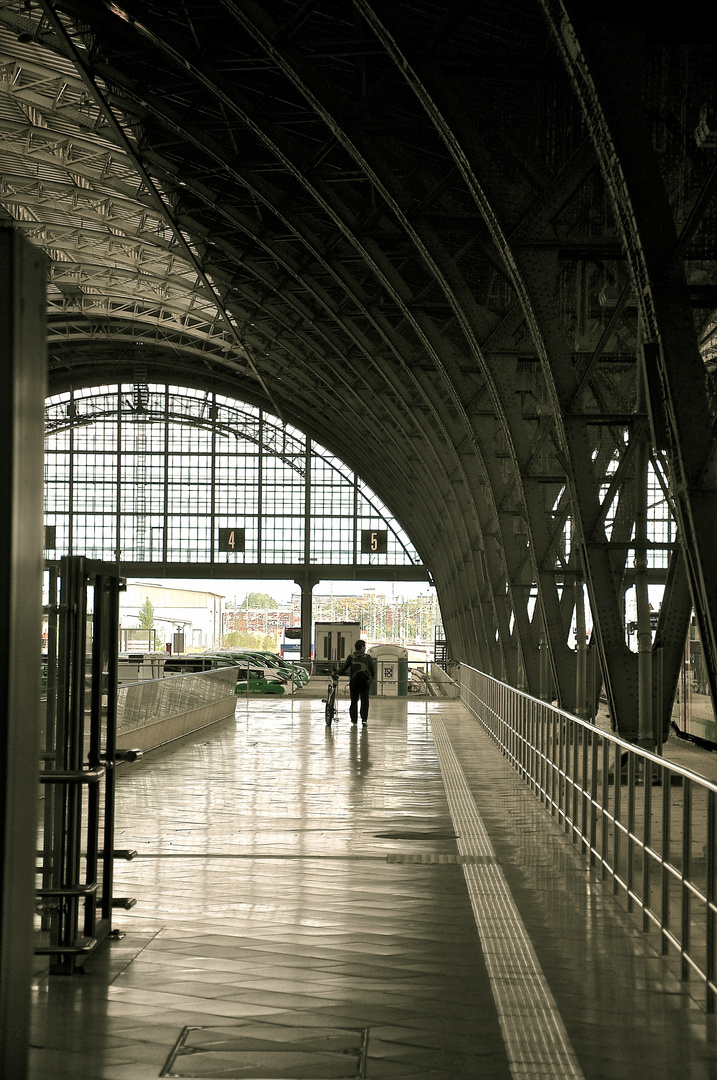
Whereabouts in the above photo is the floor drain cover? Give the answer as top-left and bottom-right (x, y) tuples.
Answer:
(161, 1023), (368, 1079)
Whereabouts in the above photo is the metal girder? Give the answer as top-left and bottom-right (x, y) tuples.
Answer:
(540, 1), (717, 731)
(355, 2), (697, 733)
(0, 1), (712, 737)
(350, 0), (635, 716)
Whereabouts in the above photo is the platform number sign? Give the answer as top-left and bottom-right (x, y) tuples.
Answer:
(361, 529), (387, 554)
(218, 528), (245, 553)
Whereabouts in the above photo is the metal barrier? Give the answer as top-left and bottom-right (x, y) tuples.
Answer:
(460, 664), (717, 1013)
(116, 667), (239, 752)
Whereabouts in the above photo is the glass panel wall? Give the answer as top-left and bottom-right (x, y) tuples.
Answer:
(44, 384), (420, 568)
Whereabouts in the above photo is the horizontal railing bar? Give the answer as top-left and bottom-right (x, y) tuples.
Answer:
(660, 926), (683, 953)
(681, 880), (710, 905)
(36, 884), (99, 897)
(682, 950), (707, 981)
(34, 936), (97, 955)
(39, 768), (105, 784)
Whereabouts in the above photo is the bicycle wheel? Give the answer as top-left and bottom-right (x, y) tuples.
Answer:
(325, 690), (334, 725)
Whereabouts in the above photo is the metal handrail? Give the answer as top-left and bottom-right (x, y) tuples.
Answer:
(459, 664), (717, 1013)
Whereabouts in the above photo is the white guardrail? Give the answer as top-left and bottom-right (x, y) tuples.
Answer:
(459, 664), (717, 1013)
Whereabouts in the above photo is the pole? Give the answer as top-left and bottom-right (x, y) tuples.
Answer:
(575, 581), (588, 719)
(635, 353), (654, 750)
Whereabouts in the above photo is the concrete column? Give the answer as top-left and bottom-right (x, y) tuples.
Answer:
(0, 228), (47, 1080)
(295, 573), (318, 666)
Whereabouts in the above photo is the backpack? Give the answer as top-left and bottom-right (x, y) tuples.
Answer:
(351, 652), (370, 682)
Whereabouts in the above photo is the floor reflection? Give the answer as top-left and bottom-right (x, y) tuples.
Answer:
(27, 688), (717, 1080)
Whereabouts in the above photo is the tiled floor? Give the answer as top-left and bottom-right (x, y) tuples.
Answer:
(29, 687), (717, 1079)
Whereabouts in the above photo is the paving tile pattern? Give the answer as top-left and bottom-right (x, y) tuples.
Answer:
(28, 690), (717, 1079)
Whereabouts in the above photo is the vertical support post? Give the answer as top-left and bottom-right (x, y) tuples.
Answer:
(299, 437), (313, 667)
(656, 647), (664, 757)
(41, 566), (59, 927)
(209, 393), (217, 565)
(115, 385), (122, 563)
(257, 411), (264, 559)
(575, 580), (588, 719)
(91, 572), (121, 936)
(635, 363), (654, 750)
(0, 228), (47, 1080)
(707, 789), (716, 1013)
(539, 630), (551, 702)
(295, 573), (317, 669)
(661, 765), (672, 953)
(642, 765), (652, 931)
(53, 556), (88, 973)
(682, 778), (692, 983)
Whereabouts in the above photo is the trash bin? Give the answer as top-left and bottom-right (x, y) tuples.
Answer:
(368, 644), (409, 697)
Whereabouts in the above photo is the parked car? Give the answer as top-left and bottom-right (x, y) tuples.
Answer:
(238, 650), (309, 687)
(255, 651), (310, 685)
(208, 648), (297, 685)
(233, 664), (290, 695)
(164, 653), (291, 694)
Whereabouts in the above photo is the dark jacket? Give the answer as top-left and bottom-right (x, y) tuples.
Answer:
(338, 649), (376, 684)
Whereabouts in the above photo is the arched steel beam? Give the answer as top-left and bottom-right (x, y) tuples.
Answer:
(540, 0), (709, 729)
(88, 3), (509, 674)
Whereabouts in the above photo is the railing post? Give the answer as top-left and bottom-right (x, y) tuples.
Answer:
(642, 765), (653, 932)
(613, 742), (622, 895)
(589, 730), (599, 866)
(627, 752), (636, 913)
(581, 722), (590, 855)
(571, 716), (580, 844)
(661, 764), (672, 955)
(559, 715), (566, 830)
(707, 789), (716, 1013)
(601, 737), (610, 880)
(682, 778), (692, 984)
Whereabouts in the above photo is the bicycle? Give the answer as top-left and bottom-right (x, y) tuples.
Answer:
(323, 672), (340, 726)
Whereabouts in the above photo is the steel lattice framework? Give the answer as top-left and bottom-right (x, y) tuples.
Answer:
(0, 0), (715, 739)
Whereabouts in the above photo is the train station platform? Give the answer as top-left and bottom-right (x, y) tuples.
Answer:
(28, 684), (717, 1080)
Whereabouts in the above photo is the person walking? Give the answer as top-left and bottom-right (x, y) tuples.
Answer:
(338, 639), (376, 727)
